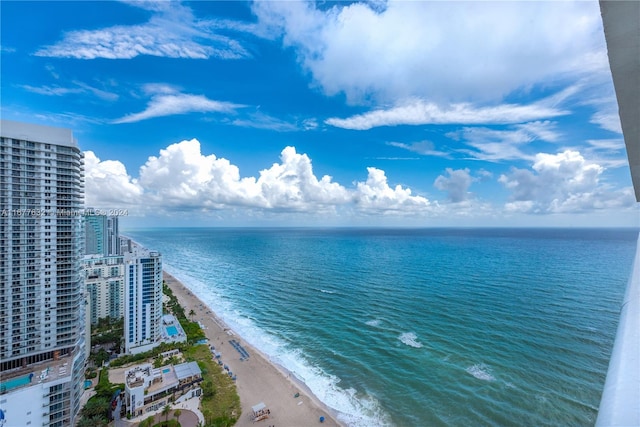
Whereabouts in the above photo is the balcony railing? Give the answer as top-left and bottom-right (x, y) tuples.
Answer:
(596, 233), (640, 426)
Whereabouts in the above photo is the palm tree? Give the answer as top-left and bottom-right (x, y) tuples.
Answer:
(188, 309), (196, 320)
(161, 403), (172, 426)
(174, 408), (182, 426)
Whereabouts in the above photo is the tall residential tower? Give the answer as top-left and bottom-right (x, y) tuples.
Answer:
(0, 120), (86, 427)
(124, 244), (163, 354)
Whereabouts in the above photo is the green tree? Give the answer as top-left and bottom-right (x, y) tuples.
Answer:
(80, 397), (110, 419)
(153, 356), (164, 368)
(189, 309), (196, 319)
(174, 408), (182, 426)
(162, 403), (172, 426)
(138, 416), (155, 427)
(90, 348), (110, 366)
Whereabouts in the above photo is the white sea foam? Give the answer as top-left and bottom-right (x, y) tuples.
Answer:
(320, 289), (336, 294)
(466, 363), (495, 381)
(166, 265), (392, 427)
(366, 319), (381, 327)
(398, 332), (423, 348)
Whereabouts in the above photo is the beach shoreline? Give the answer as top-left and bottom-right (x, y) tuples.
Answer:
(163, 271), (345, 427)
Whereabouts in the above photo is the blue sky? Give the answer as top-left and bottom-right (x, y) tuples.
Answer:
(1, 0), (637, 227)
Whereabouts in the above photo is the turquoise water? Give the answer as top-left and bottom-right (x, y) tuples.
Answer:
(0, 374), (31, 392)
(84, 380), (92, 389)
(128, 228), (637, 426)
(166, 325), (179, 336)
(163, 368), (171, 374)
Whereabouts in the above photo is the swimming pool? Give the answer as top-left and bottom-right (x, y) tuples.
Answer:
(162, 368), (171, 374)
(84, 380), (92, 389)
(166, 325), (179, 336)
(0, 374), (32, 392)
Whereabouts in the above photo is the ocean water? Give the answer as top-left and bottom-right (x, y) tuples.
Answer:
(126, 228), (637, 427)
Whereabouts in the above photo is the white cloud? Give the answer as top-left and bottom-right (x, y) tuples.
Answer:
(449, 121), (560, 162)
(386, 140), (449, 158)
(230, 112), (314, 132)
(36, 2), (251, 60)
(135, 140), (351, 211)
(253, 0), (607, 105)
(325, 99), (568, 130)
(353, 168), (431, 213)
(113, 87), (242, 123)
(85, 139), (436, 216)
(255, 146), (350, 210)
(586, 139), (625, 151)
(434, 168), (474, 203)
(22, 85), (83, 97)
(21, 81), (118, 101)
(84, 142), (636, 223)
(83, 151), (143, 207)
(590, 109), (622, 134)
(499, 150), (635, 213)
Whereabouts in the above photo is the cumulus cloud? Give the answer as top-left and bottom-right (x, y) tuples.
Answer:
(325, 99), (568, 130)
(115, 140), (352, 211)
(434, 168), (474, 203)
(499, 150), (635, 213)
(36, 1), (251, 60)
(253, 0), (607, 105)
(84, 140), (436, 216)
(353, 168), (431, 213)
(84, 151), (143, 207)
(113, 86), (242, 123)
(84, 142), (636, 222)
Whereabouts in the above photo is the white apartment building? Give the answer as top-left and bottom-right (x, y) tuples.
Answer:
(84, 254), (125, 324)
(124, 245), (163, 354)
(0, 120), (86, 427)
(124, 361), (202, 418)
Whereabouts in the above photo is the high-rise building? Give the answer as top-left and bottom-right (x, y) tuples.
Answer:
(85, 213), (120, 256)
(85, 254), (125, 324)
(124, 245), (163, 354)
(84, 214), (125, 324)
(0, 120), (86, 427)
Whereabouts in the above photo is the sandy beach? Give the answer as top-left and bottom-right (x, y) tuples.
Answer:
(163, 271), (344, 427)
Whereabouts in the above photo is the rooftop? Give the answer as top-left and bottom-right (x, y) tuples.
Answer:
(0, 353), (75, 395)
(1, 119), (77, 147)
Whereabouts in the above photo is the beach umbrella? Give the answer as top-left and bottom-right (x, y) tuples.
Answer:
(320, 416), (325, 423)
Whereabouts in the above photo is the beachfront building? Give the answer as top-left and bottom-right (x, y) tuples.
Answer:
(84, 254), (125, 324)
(85, 213), (120, 256)
(124, 361), (203, 418)
(0, 120), (86, 427)
(124, 245), (163, 354)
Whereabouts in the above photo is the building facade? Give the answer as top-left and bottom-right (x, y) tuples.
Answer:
(0, 120), (86, 427)
(124, 245), (163, 354)
(84, 214), (125, 324)
(124, 361), (202, 418)
(84, 254), (125, 324)
(85, 213), (120, 256)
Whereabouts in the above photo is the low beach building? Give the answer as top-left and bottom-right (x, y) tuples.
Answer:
(124, 361), (203, 418)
